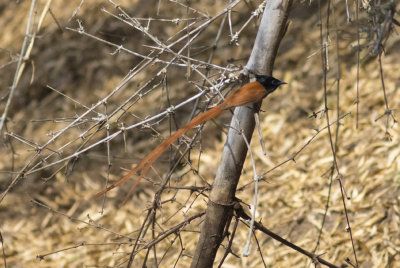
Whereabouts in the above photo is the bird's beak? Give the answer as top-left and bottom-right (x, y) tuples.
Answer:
(279, 81), (287, 85)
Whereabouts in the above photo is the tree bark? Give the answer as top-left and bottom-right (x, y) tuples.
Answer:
(190, 0), (293, 267)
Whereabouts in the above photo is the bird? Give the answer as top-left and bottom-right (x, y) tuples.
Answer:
(94, 75), (286, 202)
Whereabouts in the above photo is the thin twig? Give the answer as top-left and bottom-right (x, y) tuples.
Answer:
(0, 0), (38, 133)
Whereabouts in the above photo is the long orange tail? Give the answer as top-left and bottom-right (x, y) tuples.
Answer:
(93, 103), (225, 199)
(93, 77), (286, 202)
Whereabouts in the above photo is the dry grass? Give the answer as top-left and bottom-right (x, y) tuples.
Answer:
(0, 0), (399, 267)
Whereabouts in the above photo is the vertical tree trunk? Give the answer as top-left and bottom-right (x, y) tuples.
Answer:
(190, 0), (293, 267)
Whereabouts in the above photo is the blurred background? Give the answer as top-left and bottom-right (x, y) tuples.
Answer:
(0, 0), (399, 267)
